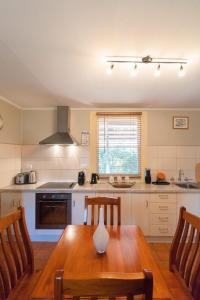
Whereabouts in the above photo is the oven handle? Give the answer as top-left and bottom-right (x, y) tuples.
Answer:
(44, 205), (64, 209)
(37, 200), (66, 204)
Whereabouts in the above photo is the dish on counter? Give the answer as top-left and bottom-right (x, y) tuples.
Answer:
(109, 182), (135, 188)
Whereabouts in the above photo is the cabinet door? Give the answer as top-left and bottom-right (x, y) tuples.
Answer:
(120, 193), (133, 225)
(132, 194), (149, 235)
(0, 192), (21, 217)
(177, 193), (200, 219)
(72, 193), (96, 224)
(21, 192), (35, 236)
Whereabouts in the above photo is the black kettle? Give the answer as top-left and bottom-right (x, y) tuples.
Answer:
(90, 173), (99, 184)
(78, 171), (85, 185)
(145, 168), (151, 184)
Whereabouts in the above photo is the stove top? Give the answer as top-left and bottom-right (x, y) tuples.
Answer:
(37, 182), (76, 189)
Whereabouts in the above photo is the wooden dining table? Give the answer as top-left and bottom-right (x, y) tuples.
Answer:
(31, 225), (172, 300)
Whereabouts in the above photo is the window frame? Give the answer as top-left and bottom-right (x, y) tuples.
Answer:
(96, 112), (142, 178)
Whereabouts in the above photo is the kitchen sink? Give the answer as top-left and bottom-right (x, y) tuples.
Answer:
(109, 182), (135, 188)
(175, 182), (200, 189)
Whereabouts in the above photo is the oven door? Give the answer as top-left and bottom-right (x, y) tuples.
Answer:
(36, 198), (71, 229)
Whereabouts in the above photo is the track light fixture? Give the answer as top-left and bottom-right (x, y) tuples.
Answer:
(130, 64), (138, 77)
(106, 63), (114, 75)
(154, 64), (161, 77)
(178, 65), (185, 77)
(105, 55), (188, 77)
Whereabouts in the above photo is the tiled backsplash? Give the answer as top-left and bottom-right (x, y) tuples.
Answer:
(0, 144), (199, 188)
(0, 144), (21, 188)
(145, 146), (200, 181)
(21, 145), (90, 182)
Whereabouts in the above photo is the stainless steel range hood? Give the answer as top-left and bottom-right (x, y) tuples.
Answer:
(39, 106), (77, 145)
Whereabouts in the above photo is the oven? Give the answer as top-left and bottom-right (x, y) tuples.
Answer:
(36, 193), (71, 229)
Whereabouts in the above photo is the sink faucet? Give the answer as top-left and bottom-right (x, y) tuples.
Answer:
(184, 177), (193, 188)
(178, 169), (184, 182)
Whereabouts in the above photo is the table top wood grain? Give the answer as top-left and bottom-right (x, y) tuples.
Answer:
(31, 225), (172, 300)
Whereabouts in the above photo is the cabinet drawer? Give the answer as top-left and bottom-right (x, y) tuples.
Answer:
(150, 193), (176, 202)
(150, 224), (175, 236)
(150, 202), (176, 214)
(151, 213), (176, 225)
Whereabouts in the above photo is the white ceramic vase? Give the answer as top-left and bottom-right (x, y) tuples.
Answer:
(93, 207), (109, 254)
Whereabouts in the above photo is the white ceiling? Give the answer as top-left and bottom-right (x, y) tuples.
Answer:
(0, 0), (200, 108)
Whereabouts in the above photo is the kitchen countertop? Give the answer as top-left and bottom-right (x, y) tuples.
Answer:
(1, 181), (200, 193)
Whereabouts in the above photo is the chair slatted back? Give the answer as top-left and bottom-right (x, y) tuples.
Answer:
(54, 270), (153, 300)
(169, 206), (200, 300)
(84, 196), (121, 225)
(0, 207), (34, 300)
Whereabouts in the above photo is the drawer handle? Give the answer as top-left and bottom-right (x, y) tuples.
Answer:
(158, 206), (169, 210)
(159, 217), (168, 221)
(159, 227), (169, 232)
(158, 195), (169, 199)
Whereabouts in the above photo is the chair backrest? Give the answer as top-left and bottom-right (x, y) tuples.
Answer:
(54, 269), (153, 300)
(0, 206), (34, 300)
(169, 206), (200, 300)
(84, 196), (121, 225)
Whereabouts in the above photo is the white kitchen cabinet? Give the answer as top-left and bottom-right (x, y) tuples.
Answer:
(0, 192), (21, 216)
(132, 194), (149, 235)
(177, 193), (200, 219)
(21, 192), (35, 235)
(119, 193), (133, 225)
(115, 193), (149, 234)
(149, 193), (177, 236)
(72, 192), (96, 224)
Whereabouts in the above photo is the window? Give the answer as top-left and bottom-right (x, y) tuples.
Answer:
(97, 112), (142, 177)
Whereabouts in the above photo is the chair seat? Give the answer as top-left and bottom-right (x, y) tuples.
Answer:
(7, 270), (41, 300)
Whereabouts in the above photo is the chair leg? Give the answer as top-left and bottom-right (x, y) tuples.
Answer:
(54, 270), (64, 300)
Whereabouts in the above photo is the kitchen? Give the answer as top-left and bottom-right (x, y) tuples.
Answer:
(0, 1), (200, 300)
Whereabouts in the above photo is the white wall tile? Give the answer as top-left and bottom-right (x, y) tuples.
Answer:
(157, 146), (177, 158)
(157, 158), (177, 170)
(176, 146), (196, 158)
(177, 158), (196, 170)
(146, 145), (197, 182)
(0, 144), (21, 188)
(21, 144), (89, 182)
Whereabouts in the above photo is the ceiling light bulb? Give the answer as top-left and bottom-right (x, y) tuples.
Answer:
(154, 64), (161, 77)
(130, 64), (138, 77)
(106, 63), (114, 75)
(178, 65), (185, 77)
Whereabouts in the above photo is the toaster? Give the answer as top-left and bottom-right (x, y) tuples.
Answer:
(15, 172), (29, 185)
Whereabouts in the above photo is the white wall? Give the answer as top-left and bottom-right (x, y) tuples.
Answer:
(21, 145), (89, 182)
(0, 99), (22, 144)
(145, 145), (200, 182)
(21, 109), (91, 182)
(147, 110), (200, 146)
(21, 108), (200, 183)
(2, 104), (200, 187)
(22, 109), (90, 144)
(0, 99), (22, 188)
(0, 144), (21, 187)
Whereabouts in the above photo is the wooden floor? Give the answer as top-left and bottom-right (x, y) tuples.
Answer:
(32, 242), (191, 300)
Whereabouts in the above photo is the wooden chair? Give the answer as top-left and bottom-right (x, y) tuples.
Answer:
(0, 206), (38, 300)
(54, 269), (153, 300)
(169, 206), (200, 300)
(84, 196), (121, 225)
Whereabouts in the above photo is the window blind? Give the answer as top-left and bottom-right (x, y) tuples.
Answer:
(96, 112), (142, 176)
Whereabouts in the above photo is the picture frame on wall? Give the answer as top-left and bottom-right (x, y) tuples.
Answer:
(81, 131), (89, 145)
(173, 116), (189, 129)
